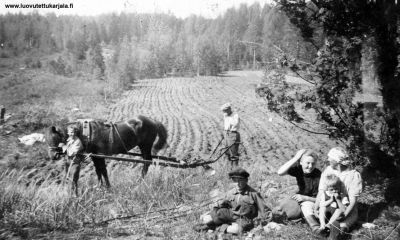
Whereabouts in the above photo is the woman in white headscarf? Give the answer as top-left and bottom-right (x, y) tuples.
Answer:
(314, 147), (362, 238)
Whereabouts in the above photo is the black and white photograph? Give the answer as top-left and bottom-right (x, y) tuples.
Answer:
(0, 0), (399, 239)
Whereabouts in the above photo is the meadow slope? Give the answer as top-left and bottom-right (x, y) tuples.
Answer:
(11, 70), (397, 240)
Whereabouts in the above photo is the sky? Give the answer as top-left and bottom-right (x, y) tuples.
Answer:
(0, 0), (272, 18)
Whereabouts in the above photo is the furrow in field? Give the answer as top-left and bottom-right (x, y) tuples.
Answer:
(107, 71), (336, 171)
(183, 78), (230, 158)
(222, 75), (326, 155)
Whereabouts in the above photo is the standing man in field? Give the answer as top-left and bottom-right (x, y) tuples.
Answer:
(221, 103), (241, 168)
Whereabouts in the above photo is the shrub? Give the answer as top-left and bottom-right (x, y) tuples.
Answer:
(48, 57), (71, 76)
(0, 51), (9, 58)
(24, 57), (42, 69)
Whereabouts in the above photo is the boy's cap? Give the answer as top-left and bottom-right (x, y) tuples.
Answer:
(229, 167), (249, 179)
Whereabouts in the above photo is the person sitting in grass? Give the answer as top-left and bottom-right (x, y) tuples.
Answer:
(276, 149), (321, 232)
(314, 147), (362, 239)
(318, 174), (349, 233)
(197, 167), (269, 235)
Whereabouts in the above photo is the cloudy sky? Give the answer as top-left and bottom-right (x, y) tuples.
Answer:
(1, 0), (271, 18)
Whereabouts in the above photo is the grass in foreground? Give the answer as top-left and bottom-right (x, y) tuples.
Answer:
(1, 160), (399, 240)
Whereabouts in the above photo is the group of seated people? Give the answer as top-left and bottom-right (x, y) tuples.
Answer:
(196, 147), (362, 240)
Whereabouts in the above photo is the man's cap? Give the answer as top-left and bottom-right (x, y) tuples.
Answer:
(221, 102), (232, 111)
(228, 167), (250, 179)
(327, 147), (350, 165)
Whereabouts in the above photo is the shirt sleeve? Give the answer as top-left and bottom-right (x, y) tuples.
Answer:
(319, 192), (327, 206)
(342, 196), (350, 206)
(67, 139), (84, 157)
(311, 175), (321, 197)
(318, 168), (328, 191)
(347, 171), (362, 197)
(223, 117), (229, 131)
(232, 114), (239, 126)
(229, 114), (239, 131)
(253, 192), (268, 216)
(287, 163), (300, 177)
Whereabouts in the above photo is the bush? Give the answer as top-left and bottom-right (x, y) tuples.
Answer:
(24, 57), (42, 68)
(0, 51), (9, 58)
(48, 57), (71, 76)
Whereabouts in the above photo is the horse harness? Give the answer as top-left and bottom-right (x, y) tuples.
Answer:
(110, 122), (130, 153)
(76, 119), (93, 150)
(65, 119), (131, 154)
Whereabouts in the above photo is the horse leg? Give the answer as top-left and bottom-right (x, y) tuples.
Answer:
(142, 163), (150, 178)
(139, 144), (152, 178)
(100, 158), (111, 188)
(92, 157), (111, 188)
(92, 157), (103, 187)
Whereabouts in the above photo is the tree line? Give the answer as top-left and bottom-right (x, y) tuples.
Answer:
(0, 3), (314, 88)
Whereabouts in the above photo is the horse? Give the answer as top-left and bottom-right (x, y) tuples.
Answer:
(45, 115), (168, 194)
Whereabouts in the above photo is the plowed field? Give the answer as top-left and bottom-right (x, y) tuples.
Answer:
(108, 71), (334, 171)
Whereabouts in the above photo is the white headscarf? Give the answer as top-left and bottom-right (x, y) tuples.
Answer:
(327, 147), (351, 166)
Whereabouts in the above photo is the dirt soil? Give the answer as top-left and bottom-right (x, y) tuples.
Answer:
(107, 71), (334, 166)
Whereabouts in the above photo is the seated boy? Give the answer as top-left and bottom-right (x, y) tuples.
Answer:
(199, 167), (269, 234)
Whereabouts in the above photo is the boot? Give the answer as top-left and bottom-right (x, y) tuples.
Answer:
(304, 215), (319, 232)
(328, 221), (340, 240)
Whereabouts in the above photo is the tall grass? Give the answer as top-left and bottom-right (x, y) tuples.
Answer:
(0, 156), (247, 237)
(0, 163), (226, 238)
(1, 141), (397, 239)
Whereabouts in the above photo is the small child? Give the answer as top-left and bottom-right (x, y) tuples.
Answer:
(318, 174), (349, 231)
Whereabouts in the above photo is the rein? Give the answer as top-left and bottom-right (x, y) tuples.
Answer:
(48, 145), (64, 159)
(48, 145), (62, 153)
(111, 123), (130, 153)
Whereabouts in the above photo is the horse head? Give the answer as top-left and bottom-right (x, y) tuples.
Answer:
(44, 126), (66, 160)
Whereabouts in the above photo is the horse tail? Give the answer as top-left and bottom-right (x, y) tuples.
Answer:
(153, 121), (168, 151)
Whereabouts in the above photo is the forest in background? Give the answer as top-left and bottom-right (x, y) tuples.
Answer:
(0, 2), (317, 91)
